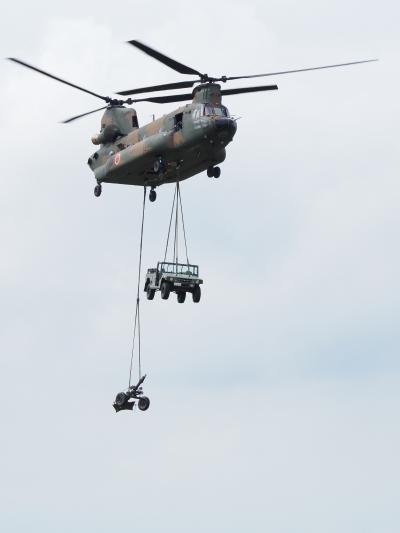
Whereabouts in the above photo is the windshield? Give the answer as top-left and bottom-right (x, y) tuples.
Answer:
(203, 104), (230, 117)
(158, 262), (198, 276)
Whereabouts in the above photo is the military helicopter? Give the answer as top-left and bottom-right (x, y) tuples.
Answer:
(8, 41), (376, 202)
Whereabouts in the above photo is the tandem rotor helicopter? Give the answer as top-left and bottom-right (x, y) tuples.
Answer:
(8, 41), (377, 202)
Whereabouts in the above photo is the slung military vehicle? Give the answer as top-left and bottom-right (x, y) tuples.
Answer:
(7, 41), (377, 202)
(144, 262), (202, 303)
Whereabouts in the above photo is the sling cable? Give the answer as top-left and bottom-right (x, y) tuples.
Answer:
(113, 186), (150, 413)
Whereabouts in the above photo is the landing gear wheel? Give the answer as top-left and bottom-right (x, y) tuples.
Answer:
(177, 292), (186, 304)
(213, 167), (221, 178)
(138, 396), (150, 411)
(160, 281), (171, 300)
(192, 285), (201, 303)
(153, 157), (166, 174)
(94, 184), (102, 197)
(146, 286), (155, 300)
(149, 189), (157, 202)
(207, 166), (214, 178)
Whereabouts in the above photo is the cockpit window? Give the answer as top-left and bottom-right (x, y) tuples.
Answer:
(203, 105), (230, 117)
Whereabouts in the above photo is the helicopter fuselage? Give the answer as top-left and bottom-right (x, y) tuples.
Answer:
(88, 87), (237, 188)
(9, 41), (375, 196)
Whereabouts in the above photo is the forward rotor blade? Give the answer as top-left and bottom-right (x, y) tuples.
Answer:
(117, 80), (197, 96)
(127, 40), (202, 76)
(132, 93), (194, 104)
(224, 59), (378, 82)
(7, 57), (108, 101)
(132, 84), (278, 104)
(221, 85), (278, 96)
(61, 105), (109, 124)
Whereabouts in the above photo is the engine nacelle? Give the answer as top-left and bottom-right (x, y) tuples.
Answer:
(91, 124), (121, 145)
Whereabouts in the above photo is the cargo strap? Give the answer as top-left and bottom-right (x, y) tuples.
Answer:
(164, 180), (190, 265)
(128, 186), (147, 387)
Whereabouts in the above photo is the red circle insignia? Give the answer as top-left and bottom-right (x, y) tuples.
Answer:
(114, 153), (121, 165)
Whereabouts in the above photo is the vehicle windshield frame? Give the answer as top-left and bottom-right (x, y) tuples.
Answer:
(158, 262), (199, 276)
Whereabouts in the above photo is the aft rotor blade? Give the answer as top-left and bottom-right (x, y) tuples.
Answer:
(221, 85), (278, 96)
(132, 93), (194, 104)
(7, 57), (109, 101)
(117, 80), (197, 96)
(224, 59), (378, 81)
(61, 105), (109, 124)
(132, 85), (279, 103)
(127, 40), (203, 76)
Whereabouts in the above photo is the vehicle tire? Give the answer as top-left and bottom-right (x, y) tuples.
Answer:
(149, 189), (157, 202)
(146, 286), (155, 300)
(138, 396), (150, 411)
(213, 166), (221, 178)
(161, 281), (171, 300)
(192, 285), (201, 303)
(94, 184), (102, 197)
(207, 166), (214, 178)
(177, 291), (186, 303)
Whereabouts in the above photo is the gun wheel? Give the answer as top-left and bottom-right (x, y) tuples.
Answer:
(138, 396), (150, 411)
(115, 392), (128, 407)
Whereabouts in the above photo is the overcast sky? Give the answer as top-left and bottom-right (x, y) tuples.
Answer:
(1, 1), (399, 532)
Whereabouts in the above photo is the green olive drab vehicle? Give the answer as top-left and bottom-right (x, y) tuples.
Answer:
(8, 40), (377, 202)
(144, 262), (203, 303)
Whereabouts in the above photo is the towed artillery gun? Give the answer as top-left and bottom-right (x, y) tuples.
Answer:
(144, 262), (202, 303)
(113, 375), (150, 413)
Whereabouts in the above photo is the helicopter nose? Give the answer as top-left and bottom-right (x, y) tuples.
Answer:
(214, 117), (237, 141)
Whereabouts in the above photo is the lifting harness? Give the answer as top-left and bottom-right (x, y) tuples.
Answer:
(164, 180), (190, 266)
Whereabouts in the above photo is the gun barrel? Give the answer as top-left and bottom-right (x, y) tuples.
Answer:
(136, 374), (146, 387)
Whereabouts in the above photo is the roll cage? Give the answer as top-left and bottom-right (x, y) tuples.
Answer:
(157, 261), (199, 277)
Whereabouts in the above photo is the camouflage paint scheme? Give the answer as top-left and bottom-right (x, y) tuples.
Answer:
(8, 45), (375, 192)
(87, 84), (237, 188)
